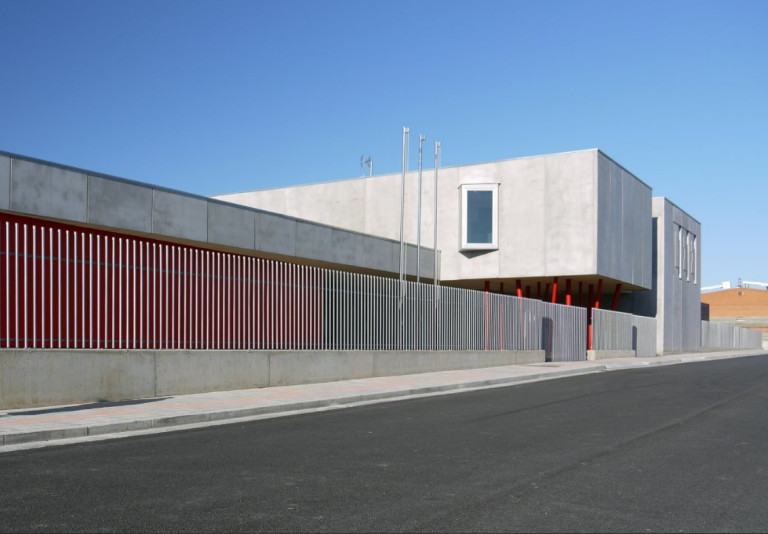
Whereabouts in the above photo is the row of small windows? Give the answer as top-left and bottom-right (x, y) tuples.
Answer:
(674, 224), (697, 284)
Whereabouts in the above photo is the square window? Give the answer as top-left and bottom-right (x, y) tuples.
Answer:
(460, 184), (498, 250)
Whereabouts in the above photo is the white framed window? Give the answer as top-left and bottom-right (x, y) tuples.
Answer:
(460, 183), (499, 251)
(676, 226), (683, 279)
(690, 234), (697, 284)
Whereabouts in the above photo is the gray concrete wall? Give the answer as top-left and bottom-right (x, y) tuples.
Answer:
(596, 152), (652, 289)
(0, 349), (544, 409)
(216, 149), (652, 289)
(1, 150), (435, 280)
(650, 197), (702, 354)
(586, 349), (635, 361)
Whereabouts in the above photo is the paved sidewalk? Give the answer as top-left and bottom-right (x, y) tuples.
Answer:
(1, 350), (764, 452)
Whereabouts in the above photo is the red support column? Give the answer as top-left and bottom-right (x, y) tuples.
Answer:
(537, 281), (542, 300)
(516, 279), (523, 298)
(551, 277), (558, 304)
(611, 283), (622, 311)
(590, 279), (603, 351)
(578, 281), (583, 307)
(565, 279), (572, 306)
(500, 283), (505, 294)
(485, 280), (490, 293)
(594, 278), (603, 309)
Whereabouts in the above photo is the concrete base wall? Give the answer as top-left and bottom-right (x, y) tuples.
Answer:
(0, 349), (544, 409)
(586, 349), (636, 361)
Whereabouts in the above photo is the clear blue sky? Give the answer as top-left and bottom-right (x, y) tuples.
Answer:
(1, 0), (765, 288)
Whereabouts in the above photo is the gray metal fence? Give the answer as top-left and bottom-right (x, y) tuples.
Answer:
(322, 272), (587, 361)
(539, 300), (587, 361)
(1, 211), (588, 358)
(592, 308), (657, 357)
(701, 320), (762, 350)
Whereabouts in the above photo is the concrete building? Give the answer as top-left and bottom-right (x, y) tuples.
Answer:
(629, 198), (701, 354)
(1, 147), (732, 409)
(215, 148), (700, 355)
(217, 149), (651, 294)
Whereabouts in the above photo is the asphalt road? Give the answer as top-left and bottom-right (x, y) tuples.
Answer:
(1, 354), (768, 533)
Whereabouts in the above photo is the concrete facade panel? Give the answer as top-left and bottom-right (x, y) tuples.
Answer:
(364, 237), (398, 273)
(10, 159), (88, 222)
(608, 159), (623, 279)
(635, 180), (653, 287)
(328, 179), (366, 233)
(433, 166), (462, 277)
(414, 244), (435, 280)
(612, 161), (625, 278)
(595, 153), (652, 289)
(332, 229), (366, 267)
(456, 248), (499, 280)
(404, 243), (419, 278)
(498, 157), (547, 277)
(152, 190), (208, 242)
(363, 174), (401, 241)
(621, 169), (634, 281)
(402, 167), (429, 247)
(0, 155), (9, 210)
(284, 183), (329, 226)
(295, 220), (333, 262)
(419, 168), (438, 251)
(208, 201), (256, 250)
(543, 151), (596, 276)
(256, 211), (296, 256)
(221, 188), (287, 215)
(596, 154), (612, 276)
(88, 175), (153, 233)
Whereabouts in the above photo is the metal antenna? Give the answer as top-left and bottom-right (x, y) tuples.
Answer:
(360, 155), (373, 177)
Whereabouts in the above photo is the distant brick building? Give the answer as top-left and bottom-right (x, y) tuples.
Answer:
(701, 288), (768, 342)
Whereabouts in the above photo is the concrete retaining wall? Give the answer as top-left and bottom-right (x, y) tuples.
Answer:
(0, 349), (544, 409)
(586, 349), (636, 361)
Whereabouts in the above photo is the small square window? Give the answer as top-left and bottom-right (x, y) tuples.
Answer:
(460, 183), (498, 250)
